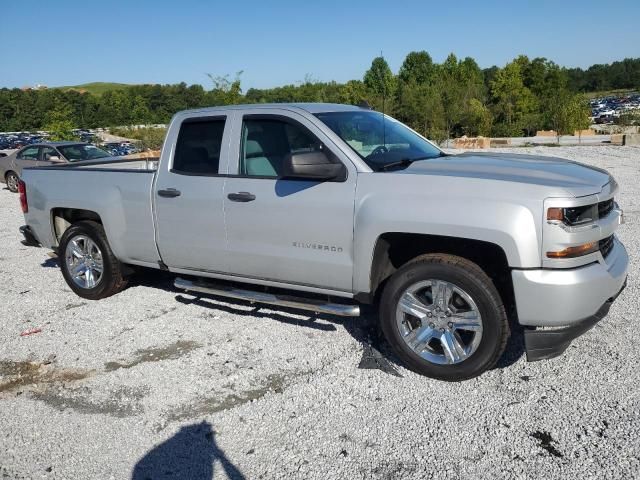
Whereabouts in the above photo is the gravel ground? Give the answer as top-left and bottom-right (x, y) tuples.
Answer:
(0, 145), (639, 479)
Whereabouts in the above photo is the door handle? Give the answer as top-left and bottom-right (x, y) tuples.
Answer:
(227, 191), (256, 202)
(158, 188), (181, 198)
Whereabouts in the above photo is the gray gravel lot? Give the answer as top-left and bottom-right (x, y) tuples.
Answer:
(1, 145), (639, 479)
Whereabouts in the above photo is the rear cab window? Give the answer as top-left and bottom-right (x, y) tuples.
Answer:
(173, 117), (226, 175)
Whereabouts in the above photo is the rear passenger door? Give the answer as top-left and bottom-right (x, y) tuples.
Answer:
(154, 113), (232, 273)
(16, 146), (40, 173)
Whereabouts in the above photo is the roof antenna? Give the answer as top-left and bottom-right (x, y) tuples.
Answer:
(380, 50), (386, 149)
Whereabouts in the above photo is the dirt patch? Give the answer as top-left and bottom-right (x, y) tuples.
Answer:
(104, 340), (201, 372)
(0, 360), (91, 394)
(148, 306), (177, 320)
(65, 302), (87, 310)
(164, 374), (286, 424)
(31, 385), (148, 418)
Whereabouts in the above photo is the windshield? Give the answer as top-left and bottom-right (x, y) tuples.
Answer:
(314, 111), (443, 171)
(57, 144), (111, 162)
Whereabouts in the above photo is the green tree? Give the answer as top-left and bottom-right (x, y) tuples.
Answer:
(338, 80), (367, 105)
(363, 57), (396, 111)
(43, 106), (76, 140)
(398, 51), (435, 85)
(549, 93), (590, 139)
(490, 59), (537, 136)
(439, 54), (486, 138)
(206, 71), (243, 105)
(131, 95), (152, 124)
(463, 99), (493, 136)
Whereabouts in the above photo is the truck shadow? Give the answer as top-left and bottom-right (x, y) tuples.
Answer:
(131, 421), (245, 480)
(41, 257), (59, 268)
(175, 293), (405, 376)
(174, 294), (338, 332)
(106, 268), (526, 377)
(495, 319), (526, 369)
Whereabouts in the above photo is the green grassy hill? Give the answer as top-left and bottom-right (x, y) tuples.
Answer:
(55, 82), (136, 95)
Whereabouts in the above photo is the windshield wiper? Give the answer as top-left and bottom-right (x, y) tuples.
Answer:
(376, 154), (442, 172)
(376, 158), (414, 171)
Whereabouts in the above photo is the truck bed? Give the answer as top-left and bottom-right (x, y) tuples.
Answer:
(22, 159), (161, 267)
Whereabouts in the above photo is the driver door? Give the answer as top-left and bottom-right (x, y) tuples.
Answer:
(222, 109), (357, 293)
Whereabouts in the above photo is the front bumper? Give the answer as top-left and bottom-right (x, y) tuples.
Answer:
(524, 278), (626, 361)
(512, 237), (628, 327)
(19, 225), (40, 247)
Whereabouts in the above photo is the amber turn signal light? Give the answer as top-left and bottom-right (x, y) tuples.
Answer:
(547, 207), (564, 221)
(546, 242), (598, 258)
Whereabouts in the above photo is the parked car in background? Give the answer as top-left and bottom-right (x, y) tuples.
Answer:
(0, 142), (113, 192)
(590, 92), (640, 123)
(102, 141), (139, 156)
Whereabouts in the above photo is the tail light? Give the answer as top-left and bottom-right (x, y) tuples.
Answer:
(18, 180), (28, 213)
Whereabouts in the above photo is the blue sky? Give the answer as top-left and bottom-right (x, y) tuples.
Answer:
(1, 0), (638, 90)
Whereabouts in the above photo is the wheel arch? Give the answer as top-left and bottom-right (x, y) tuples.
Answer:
(363, 233), (514, 311)
(51, 208), (103, 245)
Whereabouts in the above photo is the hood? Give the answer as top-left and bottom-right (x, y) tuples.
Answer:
(399, 152), (611, 197)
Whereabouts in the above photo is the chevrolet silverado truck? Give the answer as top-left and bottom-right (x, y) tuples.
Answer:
(18, 103), (628, 381)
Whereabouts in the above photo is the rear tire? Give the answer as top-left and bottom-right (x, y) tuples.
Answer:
(58, 221), (128, 300)
(5, 171), (19, 193)
(379, 253), (509, 381)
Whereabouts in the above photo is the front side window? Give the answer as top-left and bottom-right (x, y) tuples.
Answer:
(173, 118), (226, 175)
(315, 111), (443, 171)
(240, 118), (321, 177)
(41, 147), (59, 161)
(18, 146), (39, 160)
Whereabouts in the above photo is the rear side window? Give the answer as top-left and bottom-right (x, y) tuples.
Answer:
(173, 117), (226, 175)
(18, 146), (39, 160)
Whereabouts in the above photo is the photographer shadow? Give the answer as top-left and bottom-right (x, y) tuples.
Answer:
(132, 421), (245, 480)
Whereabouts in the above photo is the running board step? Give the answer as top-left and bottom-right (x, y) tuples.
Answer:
(174, 278), (361, 317)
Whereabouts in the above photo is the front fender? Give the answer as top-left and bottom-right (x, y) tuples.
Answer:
(352, 175), (543, 293)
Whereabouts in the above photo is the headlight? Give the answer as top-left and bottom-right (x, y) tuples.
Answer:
(547, 204), (598, 226)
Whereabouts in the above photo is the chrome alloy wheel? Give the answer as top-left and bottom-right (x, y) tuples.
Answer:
(65, 234), (104, 289)
(395, 279), (483, 365)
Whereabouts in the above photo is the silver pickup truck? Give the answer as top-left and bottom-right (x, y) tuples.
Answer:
(18, 103), (628, 381)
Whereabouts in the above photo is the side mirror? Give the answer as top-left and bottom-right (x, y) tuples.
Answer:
(281, 151), (346, 181)
(47, 155), (62, 162)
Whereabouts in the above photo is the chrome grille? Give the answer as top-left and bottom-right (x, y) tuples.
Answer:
(599, 235), (614, 258)
(598, 199), (614, 219)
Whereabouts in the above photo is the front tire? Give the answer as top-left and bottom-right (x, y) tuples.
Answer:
(379, 254), (509, 381)
(59, 221), (128, 300)
(5, 171), (19, 193)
